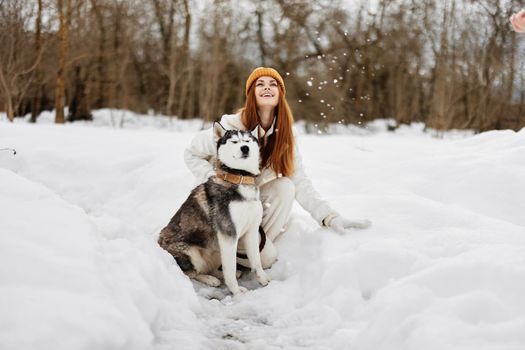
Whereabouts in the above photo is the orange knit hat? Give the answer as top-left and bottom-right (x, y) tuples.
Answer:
(245, 67), (286, 96)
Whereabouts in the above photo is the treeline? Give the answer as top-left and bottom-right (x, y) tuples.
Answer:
(1, 0), (524, 132)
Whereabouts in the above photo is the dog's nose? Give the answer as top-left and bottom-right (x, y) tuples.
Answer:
(240, 145), (249, 155)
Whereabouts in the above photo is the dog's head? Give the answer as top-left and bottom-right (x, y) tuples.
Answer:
(214, 122), (260, 176)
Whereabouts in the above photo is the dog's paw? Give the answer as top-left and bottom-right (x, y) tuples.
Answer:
(232, 286), (248, 296)
(256, 271), (271, 286)
(197, 274), (221, 287)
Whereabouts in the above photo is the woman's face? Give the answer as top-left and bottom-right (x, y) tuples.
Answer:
(254, 76), (279, 109)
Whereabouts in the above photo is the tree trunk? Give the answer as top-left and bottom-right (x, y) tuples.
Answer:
(68, 66), (92, 121)
(30, 0), (43, 123)
(166, 28), (178, 116)
(55, 0), (69, 124)
(256, 4), (266, 66)
(91, 0), (106, 108)
(176, 0), (191, 118)
(165, 0), (181, 116)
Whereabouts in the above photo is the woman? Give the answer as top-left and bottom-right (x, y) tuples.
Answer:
(185, 67), (371, 268)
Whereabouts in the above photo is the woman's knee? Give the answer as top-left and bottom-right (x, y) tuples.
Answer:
(260, 240), (278, 269)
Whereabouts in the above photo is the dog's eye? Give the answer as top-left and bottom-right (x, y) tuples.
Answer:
(231, 141), (238, 144)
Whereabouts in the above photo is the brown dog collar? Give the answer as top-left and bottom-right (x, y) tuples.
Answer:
(216, 171), (256, 185)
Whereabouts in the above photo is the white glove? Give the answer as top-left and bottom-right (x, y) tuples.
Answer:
(328, 216), (371, 234)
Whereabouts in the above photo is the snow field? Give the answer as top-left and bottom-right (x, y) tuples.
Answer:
(1, 113), (524, 349)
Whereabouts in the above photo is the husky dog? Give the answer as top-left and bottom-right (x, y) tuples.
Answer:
(158, 122), (270, 295)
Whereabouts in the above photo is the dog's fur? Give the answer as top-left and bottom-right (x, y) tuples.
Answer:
(158, 123), (270, 295)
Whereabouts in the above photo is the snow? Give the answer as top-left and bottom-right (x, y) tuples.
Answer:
(1, 110), (525, 350)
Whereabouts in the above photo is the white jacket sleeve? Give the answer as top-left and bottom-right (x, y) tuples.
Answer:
(184, 127), (217, 185)
(290, 134), (339, 226)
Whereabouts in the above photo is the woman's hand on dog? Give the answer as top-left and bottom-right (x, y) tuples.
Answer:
(329, 216), (371, 234)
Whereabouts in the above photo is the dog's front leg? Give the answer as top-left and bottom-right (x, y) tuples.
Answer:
(242, 227), (271, 286)
(218, 233), (247, 295)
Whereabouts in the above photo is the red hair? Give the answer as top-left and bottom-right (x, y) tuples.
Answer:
(239, 84), (295, 176)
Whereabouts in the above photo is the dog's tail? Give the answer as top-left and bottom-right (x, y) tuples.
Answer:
(236, 226), (266, 259)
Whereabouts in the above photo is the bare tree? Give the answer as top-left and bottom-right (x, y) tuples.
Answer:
(0, 0), (44, 121)
(54, 0), (70, 123)
(1, 0), (523, 131)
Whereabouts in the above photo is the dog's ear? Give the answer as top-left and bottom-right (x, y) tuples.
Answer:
(213, 122), (227, 140)
(250, 125), (260, 140)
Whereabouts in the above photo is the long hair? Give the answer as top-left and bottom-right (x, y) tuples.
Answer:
(239, 83), (295, 176)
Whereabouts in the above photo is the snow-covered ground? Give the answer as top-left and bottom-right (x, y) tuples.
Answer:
(1, 110), (524, 350)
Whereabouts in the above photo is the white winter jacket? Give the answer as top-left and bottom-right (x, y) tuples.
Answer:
(184, 113), (339, 226)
